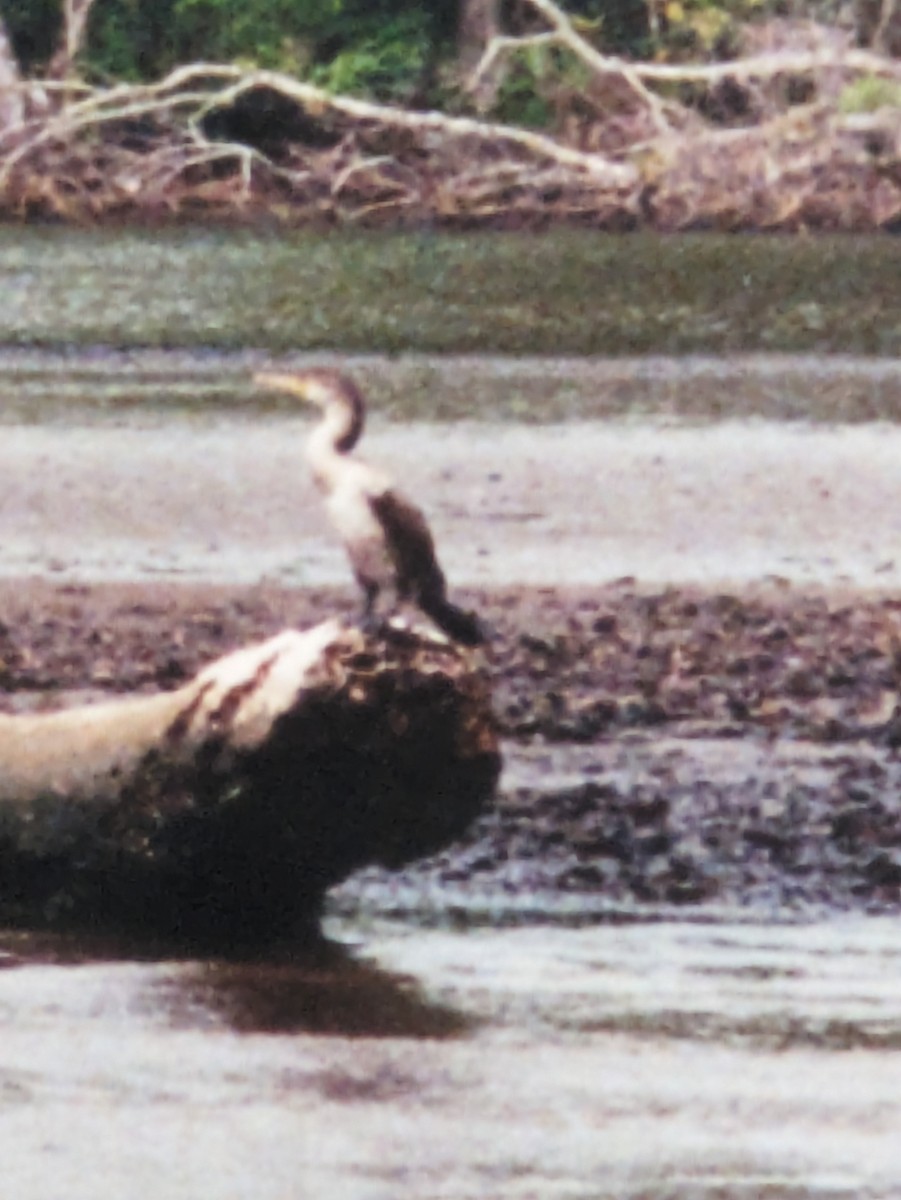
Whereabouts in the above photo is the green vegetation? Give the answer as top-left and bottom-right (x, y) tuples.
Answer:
(839, 74), (901, 113)
(5, 0), (456, 98)
(1, 0), (845, 110)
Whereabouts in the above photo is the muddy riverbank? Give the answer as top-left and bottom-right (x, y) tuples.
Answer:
(4, 576), (901, 920)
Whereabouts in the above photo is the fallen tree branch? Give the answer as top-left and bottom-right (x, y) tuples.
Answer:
(0, 620), (499, 943)
(0, 30), (899, 231)
(467, 1), (901, 134)
(523, 0), (675, 132)
(201, 67), (636, 187)
(0, 65), (241, 187)
(633, 45), (901, 84)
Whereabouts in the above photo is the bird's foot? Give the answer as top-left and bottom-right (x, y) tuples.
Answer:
(356, 612), (422, 646)
(379, 619), (422, 647)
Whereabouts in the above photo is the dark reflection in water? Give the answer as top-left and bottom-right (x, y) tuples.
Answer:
(0, 926), (474, 1040)
(170, 943), (475, 1038)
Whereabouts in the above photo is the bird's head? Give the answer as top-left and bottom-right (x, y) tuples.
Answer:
(254, 369), (341, 409)
(254, 368), (366, 451)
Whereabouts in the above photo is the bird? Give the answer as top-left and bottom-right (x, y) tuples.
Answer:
(254, 368), (486, 646)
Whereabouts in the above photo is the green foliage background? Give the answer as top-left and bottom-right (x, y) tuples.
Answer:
(1, 0), (456, 95)
(0, 0), (862, 108)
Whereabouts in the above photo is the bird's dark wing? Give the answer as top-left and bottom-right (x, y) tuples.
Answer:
(369, 488), (446, 601)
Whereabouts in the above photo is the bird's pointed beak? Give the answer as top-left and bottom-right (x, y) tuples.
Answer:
(254, 371), (313, 402)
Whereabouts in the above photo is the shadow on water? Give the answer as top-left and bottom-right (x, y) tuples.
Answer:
(171, 948), (475, 1038)
(0, 926), (474, 1040)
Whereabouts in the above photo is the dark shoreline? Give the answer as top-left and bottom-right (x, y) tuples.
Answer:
(4, 577), (901, 921)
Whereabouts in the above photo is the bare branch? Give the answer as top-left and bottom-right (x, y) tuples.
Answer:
(204, 68), (637, 187)
(466, 30), (559, 104)
(48, 0), (102, 80)
(633, 46), (901, 84)
(468, 3), (901, 130)
(521, 0), (674, 133)
(0, 65), (243, 187)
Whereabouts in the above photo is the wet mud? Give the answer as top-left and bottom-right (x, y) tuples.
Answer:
(4, 577), (901, 920)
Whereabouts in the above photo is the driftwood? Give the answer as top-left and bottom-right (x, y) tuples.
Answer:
(0, 620), (499, 943)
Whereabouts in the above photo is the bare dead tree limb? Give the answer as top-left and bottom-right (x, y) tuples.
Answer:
(633, 45), (901, 83)
(468, 0), (676, 132)
(523, 0), (675, 132)
(48, 0), (103, 80)
(199, 67), (637, 187)
(0, 65), (247, 188)
(465, 31), (558, 111)
(469, 7), (901, 115)
(457, 0), (503, 107)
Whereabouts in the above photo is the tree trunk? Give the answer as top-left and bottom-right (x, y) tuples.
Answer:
(0, 621), (499, 944)
(457, 0), (502, 106)
(875, 0), (901, 55)
(0, 14), (24, 132)
(855, 0), (901, 53)
(48, 0), (100, 79)
(458, 0), (501, 66)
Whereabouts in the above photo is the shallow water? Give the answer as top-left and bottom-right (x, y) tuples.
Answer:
(2, 345), (901, 424)
(2, 915), (900, 1199)
(1, 228), (899, 358)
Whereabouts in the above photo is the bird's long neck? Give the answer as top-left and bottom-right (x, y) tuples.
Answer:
(305, 400), (363, 492)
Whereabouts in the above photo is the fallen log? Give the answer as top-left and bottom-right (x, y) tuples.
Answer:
(0, 619), (499, 944)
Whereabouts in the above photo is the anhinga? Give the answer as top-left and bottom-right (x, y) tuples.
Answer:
(255, 368), (485, 646)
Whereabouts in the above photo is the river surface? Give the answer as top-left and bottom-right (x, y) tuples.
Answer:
(3, 915), (901, 1200)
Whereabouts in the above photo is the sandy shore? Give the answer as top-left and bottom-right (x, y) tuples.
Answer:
(2, 416), (901, 588)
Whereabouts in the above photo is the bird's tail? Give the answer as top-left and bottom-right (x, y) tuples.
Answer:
(419, 592), (487, 646)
